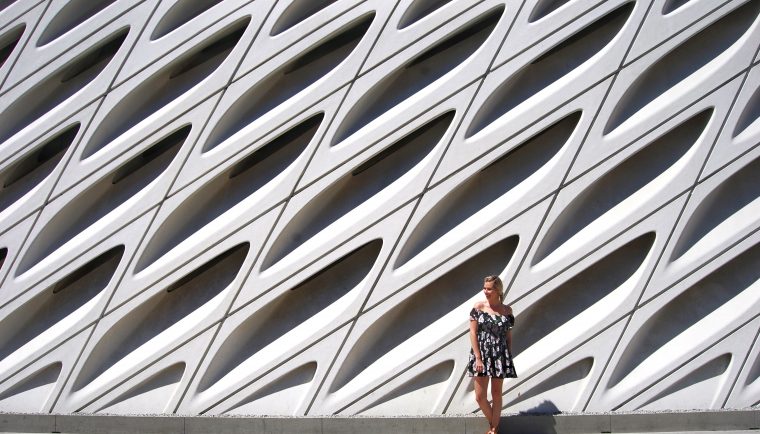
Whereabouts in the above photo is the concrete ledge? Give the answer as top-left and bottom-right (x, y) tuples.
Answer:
(609, 410), (759, 433)
(55, 414), (184, 434)
(0, 410), (757, 433)
(0, 413), (54, 433)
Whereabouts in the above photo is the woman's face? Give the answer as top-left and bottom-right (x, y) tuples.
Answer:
(483, 280), (498, 302)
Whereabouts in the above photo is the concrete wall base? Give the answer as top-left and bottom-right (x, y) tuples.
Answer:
(1, 409), (758, 434)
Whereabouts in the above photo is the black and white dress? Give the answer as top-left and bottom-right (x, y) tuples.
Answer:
(467, 308), (517, 378)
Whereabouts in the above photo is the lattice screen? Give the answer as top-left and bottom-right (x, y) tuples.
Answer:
(0, 0), (759, 416)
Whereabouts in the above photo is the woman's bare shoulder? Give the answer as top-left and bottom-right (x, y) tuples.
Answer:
(503, 304), (513, 315)
(472, 300), (485, 310)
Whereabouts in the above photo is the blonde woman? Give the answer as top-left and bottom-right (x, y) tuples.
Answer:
(467, 275), (517, 434)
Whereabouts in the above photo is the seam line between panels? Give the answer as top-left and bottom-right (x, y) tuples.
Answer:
(53, 0), (269, 205)
(322, 0), (529, 416)
(293, 76), (480, 196)
(169, 0), (282, 414)
(582, 25), (756, 410)
(47, 0), (167, 411)
(167, 73), (352, 200)
(509, 187), (691, 309)
(334, 332), (465, 414)
(48, 198), (160, 411)
(698, 139), (760, 187)
(515, 0), (657, 411)
(230, 0), (366, 84)
(55, 0), (164, 318)
(48, 320), (99, 412)
(695, 57), (760, 183)
(74, 319), (225, 414)
(0, 0), (49, 90)
(355, 0), (484, 79)
(115, 0), (257, 89)
(34, 0), (159, 213)
(488, 0), (607, 73)
(723, 320), (760, 408)
(165, 0), (394, 416)
(444, 368), (469, 414)
(680, 46), (758, 189)
(496, 0), (656, 299)
(0, 0), (148, 97)
(168, 5), (380, 199)
(365, 189), (552, 314)
(427, 71), (609, 193)
(303, 0), (407, 415)
(619, 0), (736, 70)
(637, 222), (760, 311)
(629, 58), (754, 315)
(562, 66), (753, 188)
(50, 1), (266, 206)
(610, 313), (760, 411)
(0, 90), (105, 296)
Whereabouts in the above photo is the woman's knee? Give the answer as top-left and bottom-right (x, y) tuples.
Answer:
(474, 389), (488, 404)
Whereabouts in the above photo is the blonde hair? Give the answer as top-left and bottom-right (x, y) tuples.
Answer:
(484, 275), (504, 302)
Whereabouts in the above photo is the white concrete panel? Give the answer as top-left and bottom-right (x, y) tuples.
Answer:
(0, 0), (758, 416)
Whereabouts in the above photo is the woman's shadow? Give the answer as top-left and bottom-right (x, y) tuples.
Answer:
(497, 400), (559, 434)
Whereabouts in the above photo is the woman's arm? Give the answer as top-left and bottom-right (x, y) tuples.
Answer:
(469, 314), (484, 372)
(506, 306), (514, 354)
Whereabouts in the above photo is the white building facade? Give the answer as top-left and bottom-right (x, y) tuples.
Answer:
(0, 0), (759, 416)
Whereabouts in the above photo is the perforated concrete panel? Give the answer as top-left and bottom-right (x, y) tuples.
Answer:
(0, 0), (759, 416)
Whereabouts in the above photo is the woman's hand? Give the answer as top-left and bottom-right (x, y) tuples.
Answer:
(475, 357), (484, 373)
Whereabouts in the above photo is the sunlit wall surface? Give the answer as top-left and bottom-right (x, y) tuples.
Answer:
(0, 0), (759, 416)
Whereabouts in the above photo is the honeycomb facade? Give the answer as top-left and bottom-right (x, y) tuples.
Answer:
(0, 0), (759, 416)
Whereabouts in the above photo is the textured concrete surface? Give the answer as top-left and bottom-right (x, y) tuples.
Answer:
(3, 0), (760, 418)
(1, 410), (758, 433)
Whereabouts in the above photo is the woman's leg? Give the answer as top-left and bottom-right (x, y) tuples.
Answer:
(489, 378), (504, 433)
(473, 376), (492, 430)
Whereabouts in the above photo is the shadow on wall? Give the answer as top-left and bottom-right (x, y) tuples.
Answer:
(501, 400), (559, 434)
(518, 399), (561, 415)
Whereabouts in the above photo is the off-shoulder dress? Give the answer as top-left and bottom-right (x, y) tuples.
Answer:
(467, 308), (517, 378)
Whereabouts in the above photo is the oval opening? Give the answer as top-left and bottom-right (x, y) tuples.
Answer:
(37, 0), (117, 46)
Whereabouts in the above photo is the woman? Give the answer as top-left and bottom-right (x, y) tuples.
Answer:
(468, 275), (517, 434)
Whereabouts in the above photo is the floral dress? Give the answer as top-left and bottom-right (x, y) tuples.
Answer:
(467, 308), (517, 378)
